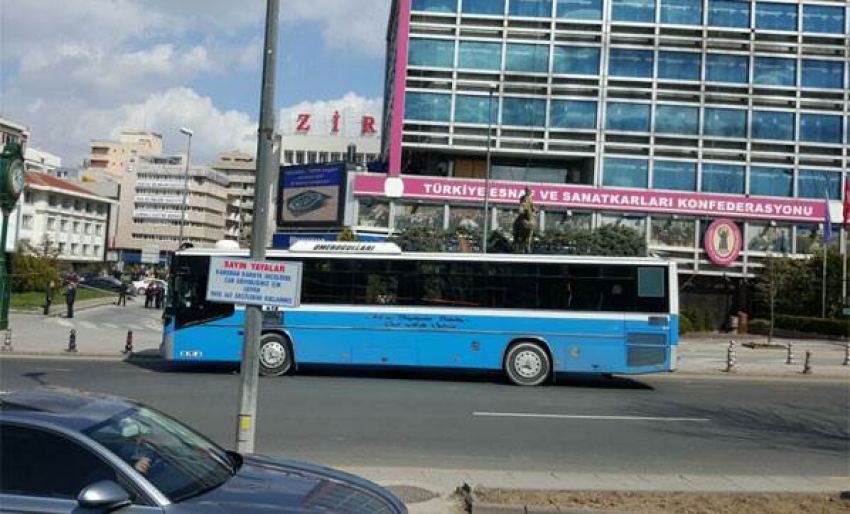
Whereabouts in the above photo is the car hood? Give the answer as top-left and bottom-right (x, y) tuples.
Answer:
(176, 455), (406, 514)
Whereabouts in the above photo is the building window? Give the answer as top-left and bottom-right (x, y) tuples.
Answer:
(58, 243), (66, 254)
(84, 223), (91, 235)
(653, 161), (697, 191)
(705, 53), (749, 83)
(83, 244), (90, 255)
(751, 110), (795, 141)
(608, 48), (653, 78)
(405, 93), (451, 122)
(94, 246), (102, 255)
(23, 191), (33, 204)
(755, 2), (797, 31)
(393, 204), (445, 230)
(799, 114), (843, 144)
(660, 0), (702, 25)
(411, 0), (457, 13)
(97, 204), (106, 215)
(408, 38), (455, 68)
(502, 97), (546, 127)
(455, 95), (496, 124)
(797, 170), (841, 200)
(750, 166), (793, 197)
(48, 195), (59, 207)
(801, 60), (844, 89)
(658, 51), (701, 81)
(463, 0), (505, 15)
(60, 219), (68, 231)
(62, 198), (72, 209)
(611, 0), (655, 23)
(651, 217), (697, 247)
(550, 100), (597, 129)
(96, 224), (103, 236)
(505, 44), (549, 73)
(71, 243), (79, 255)
(358, 199), (390, 228)
(448, 206), (485, 231)
(284, 150), (294, 163)
(802, 4), (844, 34)
(753, 56), (796, 87)
(556, 0), (602, 20)
(655, 105), (699, 135)
(458, 41), (502, 70)
(21, 215), (33, 229)
(47, 217), (56, 230)
(708, 0), (750, 28)
(603, 158), (648, 188)
(605, 102), (651, 132)
(704, 107), (747, 138)
(509, 0), (553, 17)
(545, 210), (591, 231)
(553, 46), (600, 75)
(747, 223), (791, 253)
(72, 222), (80, 233)
(599, 213), (647, 235)
(702, 163), (744, 194)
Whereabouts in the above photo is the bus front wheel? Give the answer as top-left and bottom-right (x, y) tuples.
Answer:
(259, 334), (293, 377)
(504, 342), (550, 386)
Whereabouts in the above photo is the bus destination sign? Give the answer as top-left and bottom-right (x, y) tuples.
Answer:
(207, 257), (303, 308)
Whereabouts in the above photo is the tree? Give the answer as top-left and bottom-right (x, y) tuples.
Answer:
(10, 237), (61, 293)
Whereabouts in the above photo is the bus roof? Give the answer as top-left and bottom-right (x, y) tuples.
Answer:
(176, 244), (672, 268)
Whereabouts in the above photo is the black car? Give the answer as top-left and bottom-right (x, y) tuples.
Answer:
(0, 387), (407, 513)
(83, 276), (124, 293)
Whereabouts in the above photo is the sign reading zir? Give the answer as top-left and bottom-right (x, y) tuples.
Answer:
(207, 257), (302, 308)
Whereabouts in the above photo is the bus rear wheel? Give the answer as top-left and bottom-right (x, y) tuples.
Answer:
(259, 334), (293, 377)
(504, 342), (550, 386)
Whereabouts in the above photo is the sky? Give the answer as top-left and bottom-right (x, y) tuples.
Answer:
(0, 0), (390, 166)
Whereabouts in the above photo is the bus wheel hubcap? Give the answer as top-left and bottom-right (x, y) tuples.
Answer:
(515, 350), (542, 378)
(261, 342), (286, 368)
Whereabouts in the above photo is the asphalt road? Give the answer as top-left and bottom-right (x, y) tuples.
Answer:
(1, 358), (847, 478)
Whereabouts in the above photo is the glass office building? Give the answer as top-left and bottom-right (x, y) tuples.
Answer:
(355, 0), (849, 278)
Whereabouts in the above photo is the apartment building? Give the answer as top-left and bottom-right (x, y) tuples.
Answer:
(86, 130), (163, 179)
(209, 151), (256, 244)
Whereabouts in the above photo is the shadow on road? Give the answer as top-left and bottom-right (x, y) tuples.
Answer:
(122, 357), (653, 390)
(635, 402), (849, 454)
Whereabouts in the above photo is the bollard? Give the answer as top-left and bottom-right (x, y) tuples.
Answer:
(1, 329), (12, 352)
(785, 343), (795, 365)
(844, 343), (849, 367)
(67, 329), (77, 353)
(724, 341), (737, 372)
(124, 330), (134, 355)
(802, 350), (812, 374)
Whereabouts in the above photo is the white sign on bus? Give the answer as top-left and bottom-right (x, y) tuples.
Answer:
(207, 257), (302, 308)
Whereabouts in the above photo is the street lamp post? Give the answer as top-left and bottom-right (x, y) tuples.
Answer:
(483, 85), (496, 254)
(178, 127), (193, 250)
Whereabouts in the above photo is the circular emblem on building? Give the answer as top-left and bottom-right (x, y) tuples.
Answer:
(704, 219), (741, 267)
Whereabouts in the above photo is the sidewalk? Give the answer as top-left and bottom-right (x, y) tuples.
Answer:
(10, 296), (123, 316)
(340, 467), (850, 513)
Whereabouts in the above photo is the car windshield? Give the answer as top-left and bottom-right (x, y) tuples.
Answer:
(84, 405), (235, 502)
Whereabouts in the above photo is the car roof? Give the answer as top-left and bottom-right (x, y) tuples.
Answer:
(0, 387), (136, 432)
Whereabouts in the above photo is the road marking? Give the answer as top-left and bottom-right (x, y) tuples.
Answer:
(55, 319), (73, 328)
(80, 322), (96, 329)
(103, 323), (119, 329)
(473, 412), (710, 422)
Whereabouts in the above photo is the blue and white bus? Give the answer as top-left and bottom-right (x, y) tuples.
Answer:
(163, 242), (678, 386)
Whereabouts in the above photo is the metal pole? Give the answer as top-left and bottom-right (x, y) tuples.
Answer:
(0, 210), (9, 330)
(822, 245), (827, 318)
(236, 0), (279, 455)
(482, 87), (494, 254)
(178, 131), (193, 250)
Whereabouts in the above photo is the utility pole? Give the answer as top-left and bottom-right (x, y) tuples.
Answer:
(236, 0), (279, 454)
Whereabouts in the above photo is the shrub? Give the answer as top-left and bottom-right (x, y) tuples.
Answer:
(775, 315), (849, 337)
(678, 313), (693, 335)
(748, 319), (771, 336)
(10, 250), (60, 293)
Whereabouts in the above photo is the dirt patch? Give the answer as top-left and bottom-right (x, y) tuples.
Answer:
(475, 489), (850, 513)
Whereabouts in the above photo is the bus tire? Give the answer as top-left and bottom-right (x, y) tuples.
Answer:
(504, 342), (550, 386)
(259, 334), (293, 377)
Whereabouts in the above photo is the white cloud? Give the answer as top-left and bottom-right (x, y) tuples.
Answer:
(283, 0), (391, 58)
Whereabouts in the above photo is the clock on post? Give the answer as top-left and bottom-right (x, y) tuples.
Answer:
(0, 141), (25, 330)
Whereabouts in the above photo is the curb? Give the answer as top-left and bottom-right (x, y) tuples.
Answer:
(0, 351), (162, 361)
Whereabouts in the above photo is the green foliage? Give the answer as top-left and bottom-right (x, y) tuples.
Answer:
(391, 225), (647, 257)
(678, 313), (693, 335)
(336, 228), (357, 242)
(747, 319), (771, 335)
(10, 243), (60, 293)
(749, 316), (849, 337)
(752, 249), (843, 320)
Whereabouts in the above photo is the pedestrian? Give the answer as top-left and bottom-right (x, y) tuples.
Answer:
(144, 282), (155, 308)
(43, 281), (55, 315)
(154, 284), (165, 309)
(64, 281), (77, 319)
(117, 281), (128, 306)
